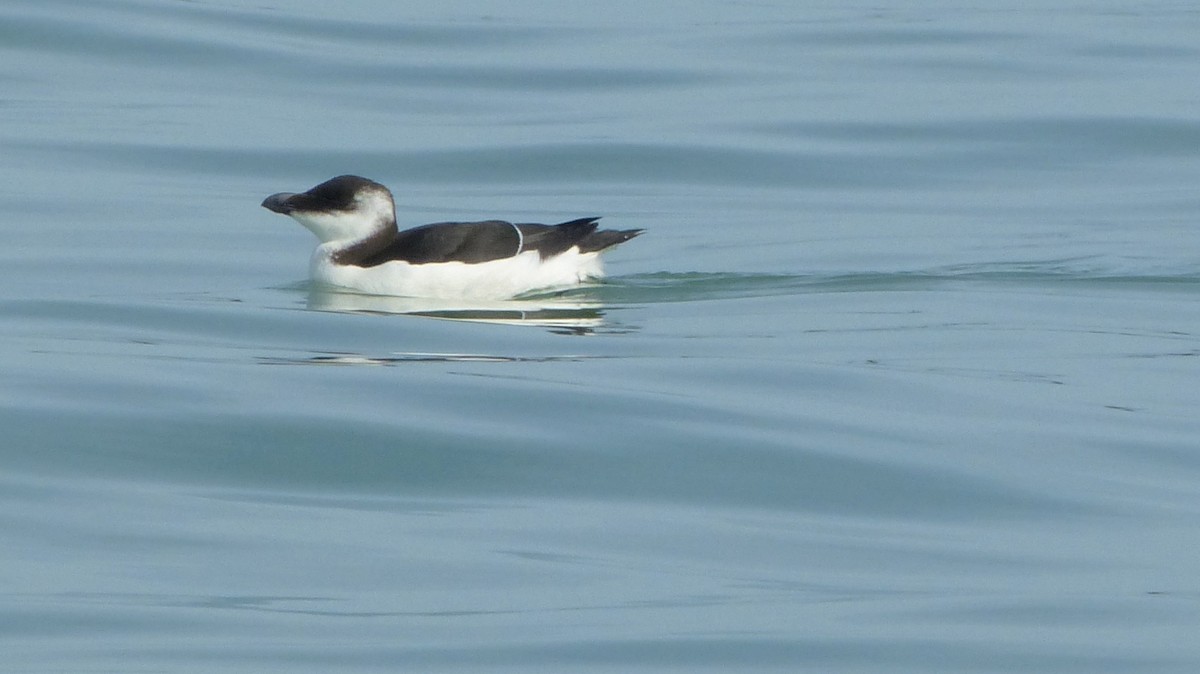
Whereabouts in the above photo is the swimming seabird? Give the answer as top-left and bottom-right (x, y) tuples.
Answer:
(262, 175), (642, 300)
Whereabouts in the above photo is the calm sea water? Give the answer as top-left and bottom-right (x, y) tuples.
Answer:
(3, 0), (1200, 671)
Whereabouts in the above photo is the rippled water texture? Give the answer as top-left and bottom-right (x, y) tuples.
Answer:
(2, 1), (1200, 672)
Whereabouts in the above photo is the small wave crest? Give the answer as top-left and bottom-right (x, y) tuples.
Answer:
(573, 261), (1200, 304)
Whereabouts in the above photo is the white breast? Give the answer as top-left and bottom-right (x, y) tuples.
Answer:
(310, 247), (606, 299)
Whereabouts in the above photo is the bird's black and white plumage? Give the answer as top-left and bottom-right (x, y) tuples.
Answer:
(262, 175), (642, 300)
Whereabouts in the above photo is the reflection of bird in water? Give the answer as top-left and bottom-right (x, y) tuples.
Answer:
(305, 288), (611, 335)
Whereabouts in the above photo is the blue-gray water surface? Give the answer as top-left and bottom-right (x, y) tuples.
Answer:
(3, 1), (1200, 671)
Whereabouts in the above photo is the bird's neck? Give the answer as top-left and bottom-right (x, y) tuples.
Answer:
(320, 221), (397, 266)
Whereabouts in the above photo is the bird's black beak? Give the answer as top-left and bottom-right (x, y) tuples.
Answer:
(261, 192), (297, 214)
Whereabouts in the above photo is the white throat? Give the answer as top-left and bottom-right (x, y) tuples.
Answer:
(292, 190), (396, 246)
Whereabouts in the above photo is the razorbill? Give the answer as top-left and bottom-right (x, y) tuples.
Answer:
(262, 175), (642, 300)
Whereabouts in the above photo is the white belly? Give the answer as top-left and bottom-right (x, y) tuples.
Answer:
(311, 248), (606, 300)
